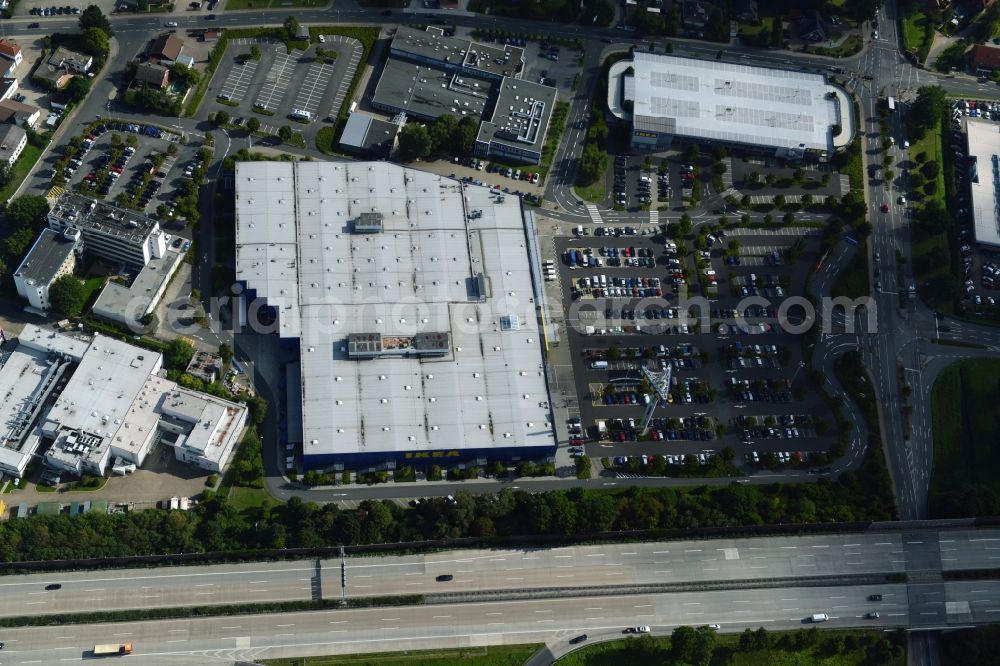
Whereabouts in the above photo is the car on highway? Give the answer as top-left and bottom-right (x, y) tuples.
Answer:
(880, 203), (889, 213)
(569, 634), (588, 644)
(624, 626), (650, 634)
(44, 583), (62, 590)
(166, 20), (178, 27)
(868, 594), (883, 601)
(28, 22), (40, 28)
(865, 611), (880, 619)
(898, 195), (906, 205)
(435, 574), (454, 582)
(708, 624), (721, 630)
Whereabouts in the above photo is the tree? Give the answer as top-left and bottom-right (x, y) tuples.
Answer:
(136, 0), (148, 10)
(164, 338), (195, 371)
(575, 455), (592, 479)
(278, 125), (293, 142)
(49, 274), (87, 317)
(283, 15), (300, 40)
(246, 116), (261, 133)
(215, 110), (230, 126)
(81, 26), (109, 57)
(79, 5), (112, 36)
(678, 213), (693, 236)
(66, 76), (91, 102)
(671, 625), (716, 665)
(218, 342), (233, 364)
(452, 116), (479, 157)
(844, 0), (882, 23)
(908, 86), (946, 136)
(399, 123), (433, 162)
(428, 114), (458, 155)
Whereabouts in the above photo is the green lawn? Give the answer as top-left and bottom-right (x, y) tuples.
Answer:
(574, 181), (607, 204)
(0, 144), (43, 202)
(227, 486), (277, 512)
(224, 0), (325, 8)
(81, 276), (107, 309)
(831, 240), (870, 299)
(901, 12), (934, 62)
(909, 118), (952, 312)
(929, 359), (1000, 513)
(556, 630), (903, 666)
(261, 644), (542, 665)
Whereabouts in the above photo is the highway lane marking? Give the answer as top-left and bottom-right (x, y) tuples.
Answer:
(487, 612), (503, 616)
(535, 610), (552, 613)
(634, 604), (652, 608)
(83, 588), (105, 592)
(652, 551), (670, 554)
(683, 602), (701, 606)
(537, 619), (555, 623)
(939, 540), (955, 543)
(506, 577), (524, 581)
(556, 574), (573, 578)
(24, 601), (45, 605)
(655, 570), (673, 574)
(432, 615), (452, 619)
(554, 555), (573, 559)
(195, 583), (214, 587)
(586, 554), (605, 557)
(488, 622), (505, 625)
(0, 566), (318, 589)
(168, 629), (186, 633)
(811, 545), (829, 548)
(972, 590), (990, 593)
(196, 592), (214, 595)
(249, 588), (271, 592)
(684, 549), (702, 553)
(780, 598), (797, 601)
(404, 572), (422, 576)
(843, 544), (861, 547)
(248, 580), (268, 584)
(167, 639), (187, 643)
(222, 626), (242, 629)
(622, 552), (637, 555)
(276, 633), (295, 637)
(780, 546), (797, 549)
(380, 618), (400, 622)
(276, 624), (295, 627)
(585, 607), (602, 611)
(875, 542), (892, 546)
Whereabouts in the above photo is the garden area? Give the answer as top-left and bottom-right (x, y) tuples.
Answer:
(929, 358), (1000, 517)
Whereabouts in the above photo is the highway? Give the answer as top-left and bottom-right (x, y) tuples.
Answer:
(3, 578), (1000, 664)
(2, 529), (1000, 619)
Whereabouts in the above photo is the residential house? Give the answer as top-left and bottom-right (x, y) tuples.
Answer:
(681, 0), (710, 29)
(970, 44), (1000, 73)
(134, 62), (170, 90)
(0, 40), (22, 78)
(0, 99), (41, 127)
(798, 11), (826, 42)
(0, 123), (26, 167)
(0, 78), (17, 102)
(733, 0), (758, 23)
(49, 46), (93, 74)
(148, 34), (184, 66)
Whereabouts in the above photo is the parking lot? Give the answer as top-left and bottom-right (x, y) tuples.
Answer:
(51, 120), (203, 225)
(203, 34), (364, 140)
(548, 220), (839, 476)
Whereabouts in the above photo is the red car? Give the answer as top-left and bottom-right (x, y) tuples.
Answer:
(112, 166), (123, 174)
(880, 203), (889, 212)
(617, 431), (626, 442)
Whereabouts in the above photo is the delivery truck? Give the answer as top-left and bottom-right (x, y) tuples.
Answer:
(93, 642), (133, 656)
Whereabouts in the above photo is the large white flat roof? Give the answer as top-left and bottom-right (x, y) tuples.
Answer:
(615, 52), (838, 152)
(235, 161), (555, 459)
(967, 119), (1000, 248)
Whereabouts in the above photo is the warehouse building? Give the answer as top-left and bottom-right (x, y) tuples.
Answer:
(965, 118), (1000, 248)
(0, 325), (247, 480)
(235, 161), (556, 470)
(608, 52), (851, 160)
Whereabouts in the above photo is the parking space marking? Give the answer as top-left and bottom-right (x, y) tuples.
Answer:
(218, 60), (258, 104)
(255, 47), (302, 112)
(324, 36), (363, 120)
(293, 61), (335, 116)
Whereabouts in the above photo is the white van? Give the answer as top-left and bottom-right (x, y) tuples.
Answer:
(590, 360), (609, 369)
(810, 614), (829, 623)
(290, 109), (311, 121)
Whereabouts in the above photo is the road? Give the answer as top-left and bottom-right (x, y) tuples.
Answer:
(3, 528), (1000, 618)
(3, 577), (1000, 664)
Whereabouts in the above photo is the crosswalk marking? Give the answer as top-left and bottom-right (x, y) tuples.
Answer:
(649, 209), (659, 227)
(586, 204), (603, 224)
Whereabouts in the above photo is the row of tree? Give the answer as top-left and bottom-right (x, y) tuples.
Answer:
(0, 448), (895, 561)
(398, 114), (481, 162)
